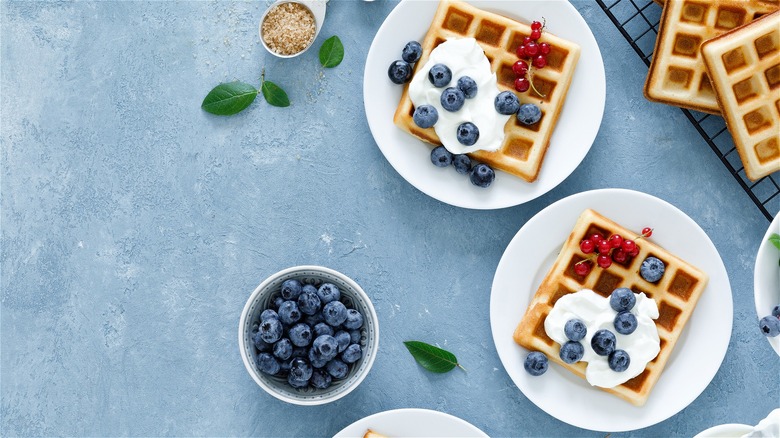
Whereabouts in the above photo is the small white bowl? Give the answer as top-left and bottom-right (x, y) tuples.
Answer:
(238, 265), (379, 405)
(693, 423), (754, 438)
(753, 210), (780, 356)
(259, 0), (327, 58)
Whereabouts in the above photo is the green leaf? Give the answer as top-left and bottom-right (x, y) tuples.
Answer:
(769, 233), (780, 251)
(319, 35), (344, 68)
(261, 80), (290, 107)
(201, 81), (258, 115)
(403, 340), (464, 373)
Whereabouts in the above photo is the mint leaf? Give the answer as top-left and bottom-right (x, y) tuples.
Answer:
(319, 35), (344, 68)
(403, 340), (464, 373)
(769, 233), (780, 251)
(261, 80), (290, 107)
(201, 81), (258, 115)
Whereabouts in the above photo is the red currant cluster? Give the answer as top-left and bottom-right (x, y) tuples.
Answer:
(512, 20), (552, 93)
(574, 228), (653, 276)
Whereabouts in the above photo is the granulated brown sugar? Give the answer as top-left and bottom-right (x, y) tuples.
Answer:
(261, 2), (316, 56)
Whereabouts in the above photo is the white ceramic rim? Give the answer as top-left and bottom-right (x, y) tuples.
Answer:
(238, 265), (379, 405)
(333, 408), (488, 438)
(753, 210), (780, 356)
(692, 423), (754, 438)
(362, 0), (606, 209)
(259, 0), (327, 58)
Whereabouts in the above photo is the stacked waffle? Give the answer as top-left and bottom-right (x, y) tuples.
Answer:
(644, 0), (779, 180)
(393, 0), (580, 183)
(513, 209), (708, 406)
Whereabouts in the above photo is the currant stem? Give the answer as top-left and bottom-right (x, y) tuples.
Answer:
(528, 68), (546, 99)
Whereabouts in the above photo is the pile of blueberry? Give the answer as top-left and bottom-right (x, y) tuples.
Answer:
(759, 304), (780, 337)
(525, 288), (642, 376)
(251, 279), (364, 390)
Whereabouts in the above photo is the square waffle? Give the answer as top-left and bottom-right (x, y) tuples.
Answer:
(513, 209), (708, 406)
(392, 0), (581, 183)
(701, 10), (780, 181)
(644, 0), (779, 114)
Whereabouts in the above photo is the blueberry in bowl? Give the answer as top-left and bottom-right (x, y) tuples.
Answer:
(239, 266), (379, 405)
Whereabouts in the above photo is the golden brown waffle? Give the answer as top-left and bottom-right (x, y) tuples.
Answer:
(513, 209), (708, 406)
(701, 10), (780, 181)
(644, 0), (779, 114)
(392, 0), (581, 183)
(363, 430), (386, 438)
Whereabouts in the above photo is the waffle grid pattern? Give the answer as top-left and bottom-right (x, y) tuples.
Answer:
(392, 0), (581, 183)
(701, 10), (780, 181)
(596, 0), (779, 221)
(513, 209), (708, 406)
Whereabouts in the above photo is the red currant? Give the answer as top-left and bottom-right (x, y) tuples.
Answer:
(628, 246), (640, 257)
(622, 239), (636, 253)
(539, 42), (551, 55)
(530, 29), (542, 40)
(580, 239), (595, 254)
(597, 240), (611, 254)
(531, 21), (542, 30)
(574, 261), (591, 276)
(590, 233), (604, 244)
(597, 254), (612, 269)
(525, 42), (539, 56)
(642, 227), (653, 238)
(516, 45), (526, 58)
(512, 60), (529, 76)
(514, 77), (530, 92)
(608, 234), (623, 249)
(612, 249), (628, 264)
(533, 55), (547, 69)
(523, 36), (532, 45)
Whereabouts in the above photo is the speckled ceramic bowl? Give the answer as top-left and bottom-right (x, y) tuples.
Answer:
(259, 0), (327, 59)
(754, 211), (780, 356)
(238, 265), (379, 405)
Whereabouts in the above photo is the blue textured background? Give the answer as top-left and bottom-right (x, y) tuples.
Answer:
(2, 0), (778, 436)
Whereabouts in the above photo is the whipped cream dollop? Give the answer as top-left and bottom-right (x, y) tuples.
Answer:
(743, 409), (780, 437)
(544, 289), (661, 388)
(408, 37), (510, 154)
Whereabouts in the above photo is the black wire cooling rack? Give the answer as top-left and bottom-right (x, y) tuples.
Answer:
(596, 0), (779, 222)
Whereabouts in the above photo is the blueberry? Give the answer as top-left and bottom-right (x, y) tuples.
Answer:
(281, 279), (303, 300)
(456, 122), (479, 146)
(759, 315), (780, 337)
(289, 357), (313, 382)
(349, 329), (361, 344)
(288, 375), (309, 389)
(773, 305), (780, 318)
(322, 300), (348, 326)
(260, 309), (278, 321)
(308, 348), (329, 368)
(494, 91), (520, 115)
(273, 296), (285, 309)
(609, 288), (636, 312)
(402, 41), (422, 63)
(273, 338), (293, 361)
(334, 330), (351, 353)
(289, 323), (313, 347)
(608, 349), (631, 372)
(297, 288), (322, 315)
(277, 300), (302, 326)
(469, 163), (495, 188)
(591, 329), (616, 356)
(564, 319), (587, 341)
(559, 341), (584, 364)
(291, 347), (308, 359)
(614, 311), (638, 335)
(256, 352), (280, 375)
(341, 344), (362, 364)
(440, 87), (465, 112)
(343, 309), (364, 330)
(259, 317), (283, 343)
(413, 104), (439, 129)
(314, 322), (334, 338)
(640, 257), (666, 283)
(452, 154), (472, 175)
(388, 60), (412, 84)
(305, 312), (325, 326)
(430, 146), (453, 167)
(326, 358), (349, 379)
(428, 63), (452, 87)
(523, 351), (548, 376)
(279, 357), (292, 375)
(317, 283), (341, 304)
(302, 284), (318, 296)
(310, 369), (332, 389)
(251, 321), (260, 334)
(252, 331), (272, 352)
(516, 103), (542, 125)
(457, 76), (478, 99)
(313, 335), (339, 361)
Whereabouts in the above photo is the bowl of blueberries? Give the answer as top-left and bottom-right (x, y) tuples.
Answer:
(238, 265), (379, 405)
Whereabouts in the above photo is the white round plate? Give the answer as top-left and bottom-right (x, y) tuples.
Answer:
(333, 408), (488, 438)
(693, 424), (754, 438)
(363, 1), (605, 209)
(753, 210), (780, 356)
(489, 188), (732, 432)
